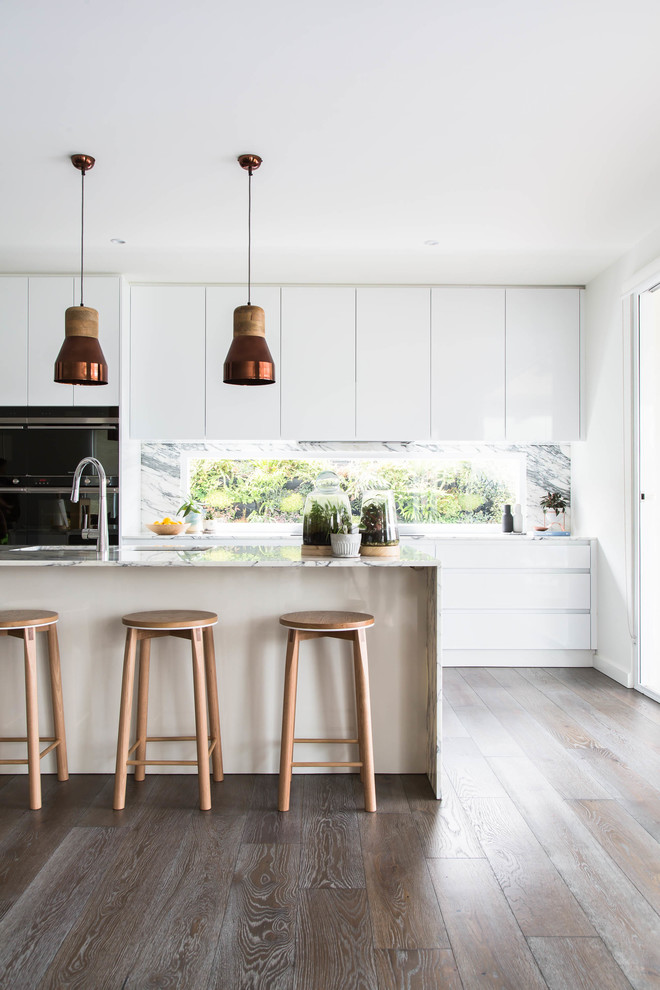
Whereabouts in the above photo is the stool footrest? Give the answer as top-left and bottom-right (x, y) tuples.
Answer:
(0, 737), (61, 765)
(126, 738), (218, 768)
(0, 736), (57, 742)
(292, 760), (363, 767)
(294, 737), (359, 744)
(127, 759), (201, 767)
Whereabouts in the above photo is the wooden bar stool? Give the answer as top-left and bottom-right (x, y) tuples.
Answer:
(278, 610), (376, 813)
(113, 609), (223, 812)
(0, 609), (68, 810)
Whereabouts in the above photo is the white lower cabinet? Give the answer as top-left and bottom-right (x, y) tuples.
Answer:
(436, 538), (595, 662)
(443, 612), (592, 651)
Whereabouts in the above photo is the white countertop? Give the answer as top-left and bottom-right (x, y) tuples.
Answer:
(0, 544), (440, 567)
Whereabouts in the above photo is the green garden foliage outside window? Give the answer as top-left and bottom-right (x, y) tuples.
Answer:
(189, 458), (518, 526)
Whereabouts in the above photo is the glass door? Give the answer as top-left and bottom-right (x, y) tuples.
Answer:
(638, 289), (660, 700)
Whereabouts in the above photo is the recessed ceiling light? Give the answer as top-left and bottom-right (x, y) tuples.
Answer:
(110, 238), (126, 245)
(424, 239), (439, 246)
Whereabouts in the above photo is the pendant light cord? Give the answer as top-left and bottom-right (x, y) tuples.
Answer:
(247, 166), (252, 305)
(80, 166), (86, 307)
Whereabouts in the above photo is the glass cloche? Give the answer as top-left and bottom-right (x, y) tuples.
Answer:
(359, 490), (399, 548)
(302, 471), (352, 546)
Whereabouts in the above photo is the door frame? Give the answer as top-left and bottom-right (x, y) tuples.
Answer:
(626, 263), (660, 701)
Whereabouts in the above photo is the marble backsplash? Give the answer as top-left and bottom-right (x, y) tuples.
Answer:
(138, 441), (571, 533)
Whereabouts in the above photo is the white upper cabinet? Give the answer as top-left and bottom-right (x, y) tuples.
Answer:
(206, 287), (281, 440)
(28, 278), (75, 405)
(505, 288), (581, 440)
(0, 278), (28, 405)
(356, 288), (431, 440)
(130, 286), (205, 438)
(431, 288), (505, 440)
(73, 276), (121, 407)
(281, 287), (355, 440)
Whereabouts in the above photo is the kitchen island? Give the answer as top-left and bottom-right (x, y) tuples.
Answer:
(0, 544), (442, 796)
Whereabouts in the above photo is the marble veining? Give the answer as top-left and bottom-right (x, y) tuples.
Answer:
(138, 440), (571, 533)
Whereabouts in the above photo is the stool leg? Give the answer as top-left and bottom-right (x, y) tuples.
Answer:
(134, 638), (151, 783)
(353, 628), (376, 812)
(23, 627), (41, 811)
(191, 628), (212, 811)
(278, 629), (300, 812)
(114, 628), (139, 811)
(353, 640), (365, 784)
(46, 622), (68, 781)
(202, 626), (223, 782)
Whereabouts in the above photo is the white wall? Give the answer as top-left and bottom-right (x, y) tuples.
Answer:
(573, 223), (660, 686)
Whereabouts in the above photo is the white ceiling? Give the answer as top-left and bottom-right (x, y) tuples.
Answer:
(3, 0), (660, 286)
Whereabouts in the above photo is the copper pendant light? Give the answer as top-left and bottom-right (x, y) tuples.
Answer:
(223, 154), (276, 385)
(54, 154), (108, 385)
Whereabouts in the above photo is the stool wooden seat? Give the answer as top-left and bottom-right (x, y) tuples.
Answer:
(0, 609), (68, 810)
(114, 609), (223, 812)
(278, 610), (376, 813)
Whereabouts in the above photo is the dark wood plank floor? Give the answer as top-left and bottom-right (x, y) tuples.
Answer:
(1, 668), (659, 989)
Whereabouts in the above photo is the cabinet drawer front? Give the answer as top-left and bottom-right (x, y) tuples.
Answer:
(443, 612), (591, 650)
(443, 571), (590, 610)
(434, 541), (590, 570)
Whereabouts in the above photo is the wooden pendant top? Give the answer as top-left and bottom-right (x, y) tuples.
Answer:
(65, 306), (100, 338)
(233, 305), (266, 337)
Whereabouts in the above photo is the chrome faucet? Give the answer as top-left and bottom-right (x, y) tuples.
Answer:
(71, 457), (109, 557)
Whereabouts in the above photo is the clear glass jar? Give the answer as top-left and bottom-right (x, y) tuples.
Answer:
(302, 471), (352, 546)
(359, 490), (399, 546)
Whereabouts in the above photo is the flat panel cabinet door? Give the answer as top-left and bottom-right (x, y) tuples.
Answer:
(506, 288), (580, 440)
(206, 287), (281, 439)
(28, 277), (75, 405)
(130, 286), (205, 439)
(281, 287), (355, 440)
(73, 276), (120, 407)
(356, 288), (431, 440)
(431, 288), (505, 440)
(0, 278), (28, 405)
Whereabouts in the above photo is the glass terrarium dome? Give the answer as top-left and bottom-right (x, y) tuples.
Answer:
(302, 471), (352, 546)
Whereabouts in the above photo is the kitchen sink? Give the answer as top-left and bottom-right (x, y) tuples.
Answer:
(8, 546), (117, 559)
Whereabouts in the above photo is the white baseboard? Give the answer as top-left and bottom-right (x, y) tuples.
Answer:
(444, 649), (594, 668)
(593, 653), (634, 688)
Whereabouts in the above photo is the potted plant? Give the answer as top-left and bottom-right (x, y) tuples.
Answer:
(203, 509), (221, 535)
(540, 491), (568, 531)
(178, 493), (204, 534)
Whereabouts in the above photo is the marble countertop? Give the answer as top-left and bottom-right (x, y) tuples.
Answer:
(0, 544), (440, 567)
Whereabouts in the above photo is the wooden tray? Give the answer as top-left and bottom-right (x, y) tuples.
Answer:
(360, 544), (400, 557)
(300, 544), (334, 557)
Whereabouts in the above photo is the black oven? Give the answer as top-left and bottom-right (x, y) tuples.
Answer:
(0, 407), (119, 546)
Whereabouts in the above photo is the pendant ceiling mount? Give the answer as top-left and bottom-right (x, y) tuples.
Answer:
(223, 152), (275, 386)
(54, 153), (108, 386)
(237, 154), (262, 172)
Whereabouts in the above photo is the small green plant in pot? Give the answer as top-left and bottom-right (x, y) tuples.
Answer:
(540, 491), (568, 530)
(178, 493), (204, 533)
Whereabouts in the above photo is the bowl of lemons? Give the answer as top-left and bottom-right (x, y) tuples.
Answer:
(146, 518), (190, 536)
